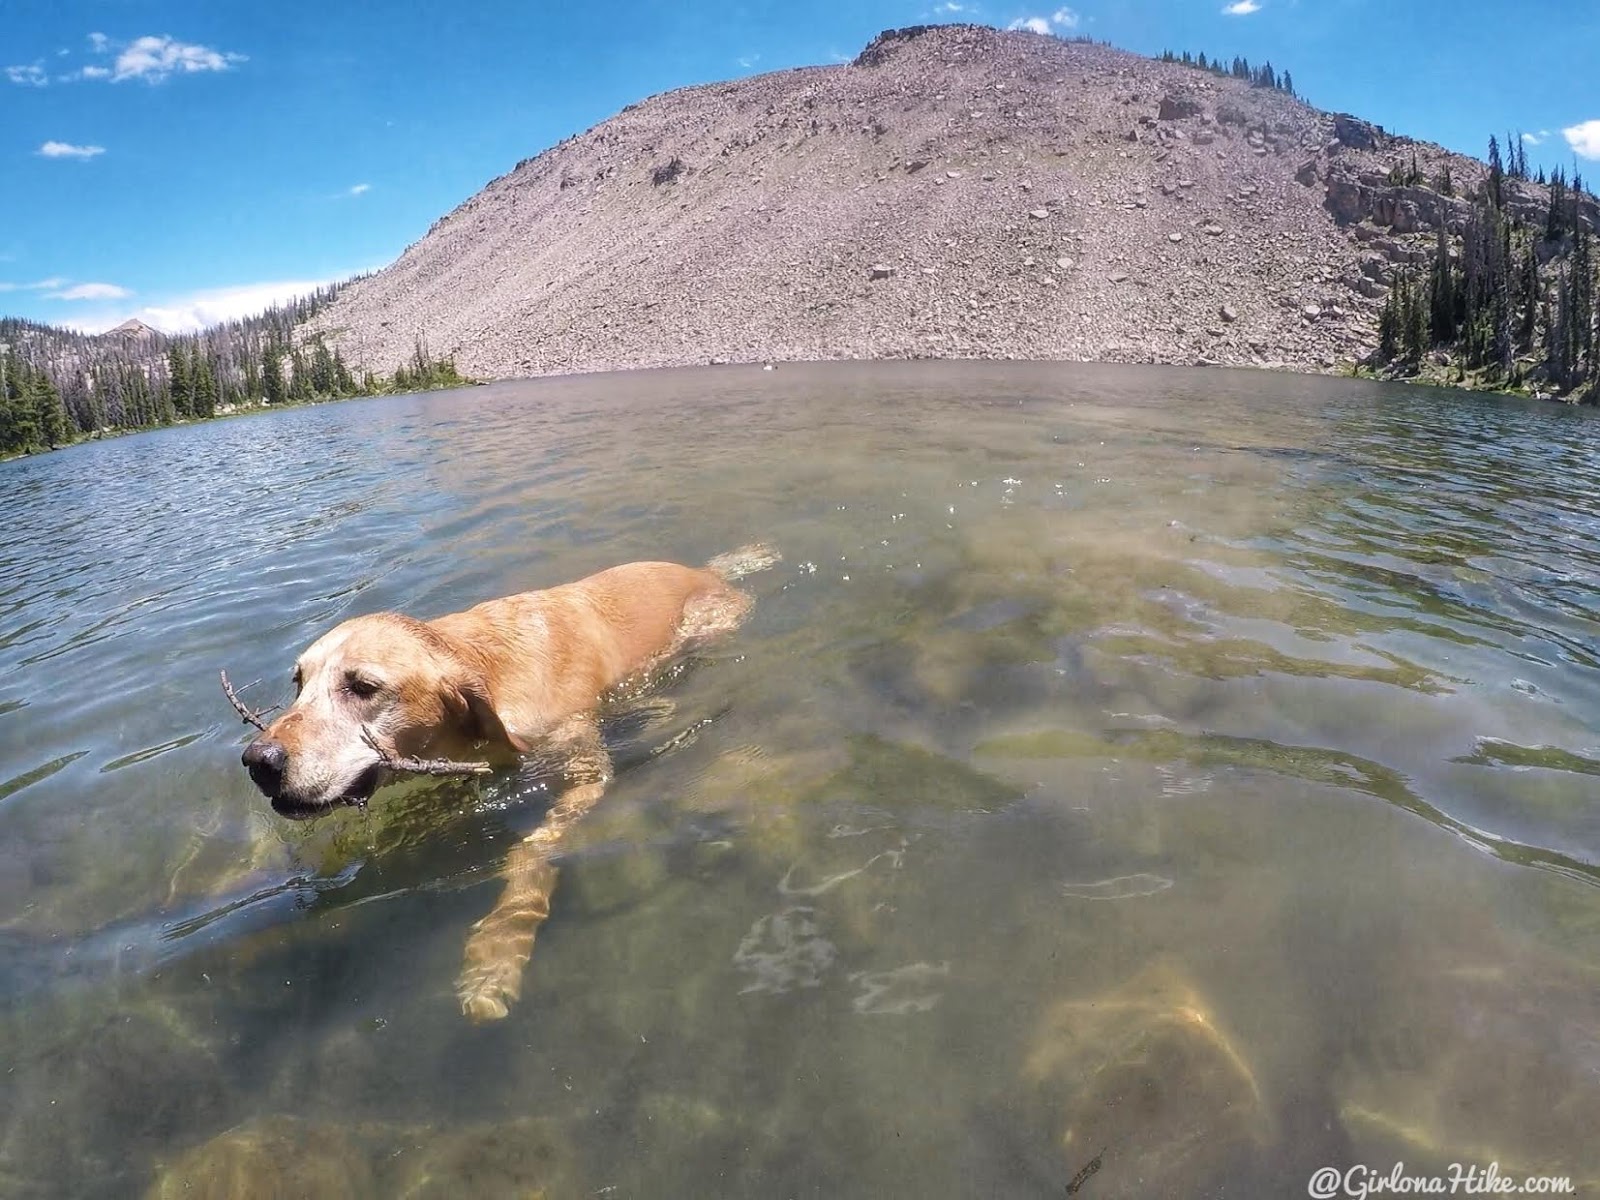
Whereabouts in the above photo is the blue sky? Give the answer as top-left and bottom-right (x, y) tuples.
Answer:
(3, 0), (1596, 333)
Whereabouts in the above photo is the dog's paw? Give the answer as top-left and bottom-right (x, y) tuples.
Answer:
(460, 988), (511, 1022)
(456, 960), (523, 1022)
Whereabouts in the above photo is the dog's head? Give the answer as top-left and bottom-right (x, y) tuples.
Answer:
(241, 613), (523, 819)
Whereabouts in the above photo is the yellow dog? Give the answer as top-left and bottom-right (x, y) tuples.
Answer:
(238, 546), (776, 1019)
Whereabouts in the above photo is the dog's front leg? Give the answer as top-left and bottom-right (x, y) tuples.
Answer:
(456, 716), (610, 1021)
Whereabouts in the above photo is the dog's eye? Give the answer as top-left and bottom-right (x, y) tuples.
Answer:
(344, 673), (382, 699)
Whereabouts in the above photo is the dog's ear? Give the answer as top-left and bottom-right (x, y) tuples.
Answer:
(449, 670), (534, 753)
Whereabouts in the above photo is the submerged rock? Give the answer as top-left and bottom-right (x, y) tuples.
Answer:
(4, 1002), (227, 1197)
(147, 1118), (377, 1199)
(394, 1116), (576, 1199)
(1334, 945), (1600, 1188)
(145, 1114), (577, 1199)
(1023, 961), (1268, 1194)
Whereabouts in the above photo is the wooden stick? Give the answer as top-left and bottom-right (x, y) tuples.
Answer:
(222, 669), (487, 775)
(360, 728), (491, 777)
(219, 670), (279, 731)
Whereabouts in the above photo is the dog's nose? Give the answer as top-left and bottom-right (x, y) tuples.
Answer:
(241, 738), (288, 797)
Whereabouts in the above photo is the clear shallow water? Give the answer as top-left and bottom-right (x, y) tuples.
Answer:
(1, 361), (1598, 1198)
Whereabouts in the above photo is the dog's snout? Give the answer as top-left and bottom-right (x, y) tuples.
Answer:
(241, 738), (288, 796)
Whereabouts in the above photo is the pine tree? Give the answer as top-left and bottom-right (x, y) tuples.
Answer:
(30, 372), (70, 448)
(1429, 221), (1456, 343)
(129, 364), (153, 427)
(262, 346), (288, 405)
(242, 342), (262, 399)
(309, 338), (338, 395)
(289, 349), (312, 401)
(0, 348), (40, 453)
(192, 352), (219, 418)
(1518, 237), (1540, 344)
(154, 372), (177, 425)
(167, 344), (193, 419)
(82, 369), (107, 433)
(332, 348), (356, 395)
(1548, 167), (1568, 241)
(1460, 191), (1514, 375)
(1548, 268), (1576, 387)
(1571, 226), (1595, 384)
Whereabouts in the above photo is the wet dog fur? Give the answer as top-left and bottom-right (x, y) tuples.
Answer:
(240, 547), (774, 1018)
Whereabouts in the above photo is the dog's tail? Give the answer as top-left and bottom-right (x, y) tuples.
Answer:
(707, 542), (782, 581)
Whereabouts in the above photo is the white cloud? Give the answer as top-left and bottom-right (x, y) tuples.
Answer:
(111, 35), (245, 83)
(48, 282), (133, 301)
(1007, 9), (1077, 33)
(347, 182), (371, 196)
(1563, 120), (1600, 161)
(939, 2), (967, 11)
(1223, 0), (1262, 13)
(737, 53), (761, 70)
(63, 278), (344, 335)
(37, 140), (106, 160)
(12, 33), (243, 86)
(0, 277), (68, 293)
(5, 62), (48, 86)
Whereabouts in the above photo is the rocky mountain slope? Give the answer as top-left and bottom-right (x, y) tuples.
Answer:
(309, 24), (1592, 380)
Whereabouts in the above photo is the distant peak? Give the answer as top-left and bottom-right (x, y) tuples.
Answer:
(105, 317), (162, 338)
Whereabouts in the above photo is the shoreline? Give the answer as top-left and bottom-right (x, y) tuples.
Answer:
(6, 354), (1591, 467)
(0, 379), (486, 464)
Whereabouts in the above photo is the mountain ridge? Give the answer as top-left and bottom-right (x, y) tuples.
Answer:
(306, 23), (1592, 382)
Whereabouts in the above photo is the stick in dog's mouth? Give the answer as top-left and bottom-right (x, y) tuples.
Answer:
(219, 669), (278, 730)
(220, 668), (493, 786)
(356, 728), (492, 779)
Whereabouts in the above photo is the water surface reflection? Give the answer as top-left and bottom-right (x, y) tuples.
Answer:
(1, 362), (1597, 1197)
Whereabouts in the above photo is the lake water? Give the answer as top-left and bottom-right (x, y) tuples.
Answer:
(2, 362), (1598, 1198)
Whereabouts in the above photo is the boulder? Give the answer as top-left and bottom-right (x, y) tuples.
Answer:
(1324, 173), (1366, 225)
(146, 1115), (577, 1200)
(1024, 962), (1268, 1195)
(148, 1118), (377, 1200)
(1331, 113), (1385, 151)
(1158, 95), (1203, 121)
(1336, 944), (1600, 1187)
